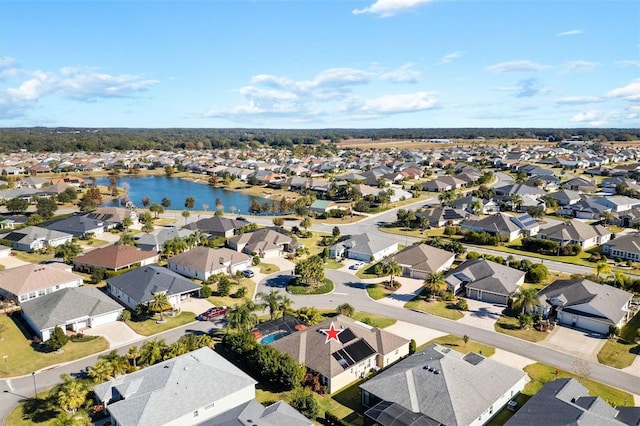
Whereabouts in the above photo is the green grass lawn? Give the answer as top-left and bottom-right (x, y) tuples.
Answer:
(259, 263), (280, 274)
(351, 312), (396, 329)
(324, 259), (345, 269)
(494, 314), (550, 343)
(378, 225), (446, 239)
(404, 293), (464, 320)
(12, 251), (55, 264)
(125, 311), (196, 336)
(208, 277), (256, 307)
(597, 311), (640, 368)
(365, 282), (401, 300)
(0, 315), (109, 378)
(422, 334), (496, 357)
(288, 279), (334, 295)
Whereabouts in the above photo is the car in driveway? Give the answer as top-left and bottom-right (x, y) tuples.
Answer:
(197, 306), (227, 321)
(242, 269), (255, 278)
(349, 262), (365, 270)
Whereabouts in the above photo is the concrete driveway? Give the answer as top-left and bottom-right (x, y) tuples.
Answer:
(179, 297), (215, 313)
(458, 299), (505, 331)
(385, 321), (446, 346)
(0, 254), (29, 270)
(373, 276), (425, 308)
(84, 322), (144, 349)
(538, 326), (607, 361)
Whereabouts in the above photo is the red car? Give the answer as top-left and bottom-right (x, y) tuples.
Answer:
(197, 307), (227, 321)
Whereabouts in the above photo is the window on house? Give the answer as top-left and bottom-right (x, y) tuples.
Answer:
(193, 411), (199, 417)
(489, 405), (493, 414)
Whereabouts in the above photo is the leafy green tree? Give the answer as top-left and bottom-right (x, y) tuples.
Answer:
(56, 375), (88, 414)
(250, 199), (261, 214)
(181, 209), (190, 224)
(164, 165), (175, 176)
(300, 217), (312, 232)
(526, 263), (548, 283)
(119, 310), (131, 322)
(200, 285), (212, 298)
(141, 195), (151, 208)
(184, 196), (195, 209)
(36, 197), (58, 219)
(149, 203), (164, 219)
(55, 241), (83, 264)
(518, 313), (533, 330)
(47, 326), (70, 351)
(332, 226), (341, 238)
(217, 276), (231, 296)
(161, 197), (171, 208)
(5, 197), (29, 214)
(287, 387), (319, 420)
(272, 217), (284, 227)
(336, 303), (355, 317)
(148, 292), (172, 321)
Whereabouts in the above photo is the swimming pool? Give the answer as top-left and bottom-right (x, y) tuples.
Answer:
(260, 330), (289, 344)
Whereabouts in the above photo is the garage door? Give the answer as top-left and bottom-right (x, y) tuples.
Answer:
(576, 316), (609, 335)
(480, 292), (508, 305)
(90, 311), (121, 328)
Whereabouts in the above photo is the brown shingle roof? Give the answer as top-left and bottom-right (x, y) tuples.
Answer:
(74, 244), (158, 269)
(0, 263), (82, 297)
(167, 246), (250, 271)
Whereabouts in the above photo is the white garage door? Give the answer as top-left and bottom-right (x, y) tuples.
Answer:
(90, 311), (121, 328)
(576, 316), (609, 335)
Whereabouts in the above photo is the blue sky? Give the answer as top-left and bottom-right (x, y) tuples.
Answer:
(1, 0), (638, 128)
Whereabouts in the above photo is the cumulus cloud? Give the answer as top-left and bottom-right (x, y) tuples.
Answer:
(438, 51), (464, 65)
(0, 61), (158, 119)
(606, 79), (640, 101)
(352, 91), (438, 115)
(564, 60), (598, 72)
(558, 29), (583, 36)
(485, 60), (552, 73)
(353, 0), (436, 17)
(570, 110), (621, 126)
(380, 63), (421, 83)
(555, 96), (603, 105)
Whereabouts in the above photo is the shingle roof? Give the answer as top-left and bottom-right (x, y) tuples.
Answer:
(167, 246), (251, 271)
(134, 226), (195, 249)
(392, 244), (455, 273)
(45, 215), (114, 236)
(201, 399), (313, 426)
(2, 226), (72, 244)
(229, 228), (291, 252)
(537, 279), (632, 325)
(20, 286), (122, 330)
(270, 315), (408, 379)
(183, 216), (246, 234)
(539, 219), (608, 242)
(106, 264), (200, 304)
(74, 244), (158, 269)
(360, 344), (526, 426)
(0, 263), (82, 297)
(603, 233), (640, 253)
(462, 212), (521, 234)
(330, 234), (396, 257)
(446, 258), (525, 296)
(93, 347), (257, 426)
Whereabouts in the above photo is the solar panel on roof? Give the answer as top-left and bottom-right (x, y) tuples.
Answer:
(338, 328), (357, 344)
(343, 339), (376, 363)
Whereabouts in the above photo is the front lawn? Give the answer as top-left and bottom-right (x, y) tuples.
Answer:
(12, 251), (55, 264)
(404, 292), (464, 320)
(288, 278), (334, 295)
(597, 311), (640, 368)
(125, 311), (196, 336)
(207, 277), (256, 307)
(0, 315), (109, 377)
(259, 263), (279, 274)
(423, 334), (496, 357)
(365, 282), (401, 300)
(351, 312), (396, 329)
(494, 311), (550, 343)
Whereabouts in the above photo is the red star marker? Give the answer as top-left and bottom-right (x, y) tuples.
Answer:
(321, 322), (344, 344)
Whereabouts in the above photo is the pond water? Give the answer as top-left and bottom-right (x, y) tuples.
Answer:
(95, 175), (271, 214)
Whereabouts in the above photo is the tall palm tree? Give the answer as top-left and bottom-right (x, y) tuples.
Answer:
(510, 194), (523, 212)
(117, 232), (135, 246)
(88, 359), (114, 383)
(424, 271), (448, 298)
(148, 292), (172, 321)
(56, 375), (88, 415)
(126, 346), (141, 368)
(226, 301), (258, 331)
(139, 339), (168, 366)
(385, 259), (402, 289)
(470, 200), (483, 215)
(594, 260), (612, 280)
(279, 295), (294, 318)
(256, 290), (282, 320)
(512, 288), (540, 313)
(296, 306), (321, 325)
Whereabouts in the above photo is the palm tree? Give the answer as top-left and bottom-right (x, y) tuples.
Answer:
(99, 351), (129, 377)
(424, 271), (448, 298)
(600, 211), (614, 226)
(126, 346), (141, 368)
(256, 290), (282, 320)
(164, 341), (188, 359)
(470, 200), (483, 215)
(510, 194), (523, 212)
(181, 209), (191, 224)
(148, 292), (172, 321)
(512, 288), (540, 313)
(139, 339), (168, 366)
(57, 375), (88, 414)
(594, 261), (612, 280)
(88, 359), (113, 383)
(226, 301), (258, 330)
(384, 258), (402, 289)
(300, 217), (312, 232)
(296, 306), (321, 325)
(117, 232), (135, 246)
(52, 411), (90, 426)
(54, 241), (82, 264)
(279, 295), (294, 318)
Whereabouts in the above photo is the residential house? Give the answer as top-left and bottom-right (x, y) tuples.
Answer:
(1, 226), (73, 252)
(595, 196), (640, 213)
(167, 246), (252, 280)
(94, 347), (312, 426)
(537, 219), (611, 249)
(422, 175), (466, 192)
(360, 344), (527, 426)
(0, 263), (83, 304)
(135, 226), (196, 251)
(21, 286), (123, 341)
(391, 243), (455, 279)
(602, 233), (640, 261)
(505, 378), (640, 426)
(534, 278), (632, 335)
(547, 189), (581, 206)
(86, 206), (138, 226)
(494, 184), (546, 199)
(44, 214), (115, 238)
(617, 208), (640, 228)
(560, 177), (598, 193)
(416, 207), (470, 228)
(309, 199), (339, 215)
(559, 196), (611, 220)
(329, 234), (398, 262)
(184, 216), (248, 238)
(73, 244), (159, 272)
(270, 315), (410, 393)
(450, 196), (498, 215)
(228, 228), (292, 258)
(510, 213), (540, 237)
(461, 212), (523, 242)
(445, 258), (525, 305)
(106, 264), (200, 310)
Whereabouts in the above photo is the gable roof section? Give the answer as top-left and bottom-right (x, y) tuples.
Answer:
(538, 219), (604, 242)
(446, 258), (525, 295)
(360, 344), (526, 426)
(200, 399), (312, 426)
(168, 246), (251, 271)
(392, 244), (455, 273)
(74, 244), (158, 269)
(537, 279), (632, 325)
(20, 286), (122, 330)
(2, 226), (72, 244)
(603, 233), (640, 253)
(183, 216), (246, 234)
(106, 264), (200, 304)
(93, 347), (257, 426)
(330, 234), (396, 257)
(229, 228), (292, 252)
(0, 263), (82, 297)
(134, 226), (195, 249)
(462, 212), (521, 234)
(45, 215), (114, 235)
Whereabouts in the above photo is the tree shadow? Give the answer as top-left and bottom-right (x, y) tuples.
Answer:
(22, 397), (60, 423)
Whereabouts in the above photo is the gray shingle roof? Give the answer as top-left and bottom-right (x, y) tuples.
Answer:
(360, 344), (526, 426)
(446, 258), (525, 296)
(20, 286), (122, 330)
(330, 233), (396, 257)
(462, 212), (521, 234)
(200, 399), (312, 426)
(94, 347), (257, 426)
(392, 244), (455, 274)
(538, 219), (608, 242)
(603, 233), (640, 254)
(168, 246), (251, 272)
(106, 264), (200, 305)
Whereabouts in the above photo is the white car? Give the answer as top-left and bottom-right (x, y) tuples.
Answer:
(350, 262), (365, 270)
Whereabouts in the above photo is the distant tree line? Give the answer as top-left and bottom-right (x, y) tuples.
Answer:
(0, 127), (638, 153)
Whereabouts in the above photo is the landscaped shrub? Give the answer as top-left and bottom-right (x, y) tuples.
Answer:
(455, 299), (469, 311)
(462, 230), (502, 245)
(444, 226), (461, 236)
(325, 412), (349, 426)
(199, 285), (212, 298)
(467, 251), (481, 260)
(409, 339), (417, 355)
(522, 237), (559, 255)
(526, 264), (549, 283)
(441, 291), (455, 301)
(287, 387), (320, 420)
(47, 326), (70, 351)
(119, 310), (131, 322)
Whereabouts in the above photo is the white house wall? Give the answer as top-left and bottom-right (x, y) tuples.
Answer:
(89, 310), (122, 328)
(472, 375), (526, 426)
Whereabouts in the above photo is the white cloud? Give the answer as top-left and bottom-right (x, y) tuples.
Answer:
(617, 60), (640, 68)
(380, 63), (421, 83)
(570, 110), (621, 126)
(351, 91), (438, 115)
(555, 96), (602, 105)
(438, 51), (464, 65)
(564, 60), (598, 72)
(485, 60), (552, 73)
(55, 68), (158, 101)
(558, 29), (583, 36)
(606, 79), (640, 101)
(353, 0), (436, 17)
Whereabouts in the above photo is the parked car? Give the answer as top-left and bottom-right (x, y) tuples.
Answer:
(197, 306), (227, 321)
(349, 262), (365, 270)
(242, 269), (255, 278)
